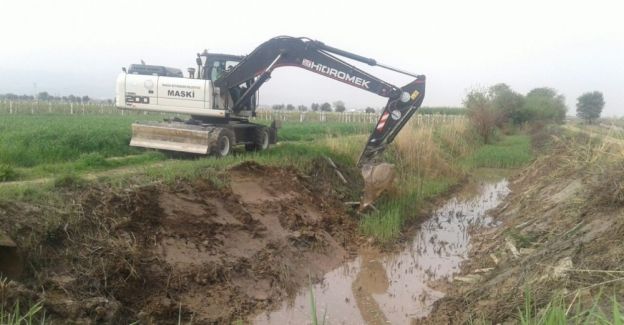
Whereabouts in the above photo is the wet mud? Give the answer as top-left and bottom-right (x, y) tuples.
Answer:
(256, 173), (511, 324)
(0, 161), (360, 324)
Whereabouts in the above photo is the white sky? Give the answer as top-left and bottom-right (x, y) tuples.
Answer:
(1, 0), (623, 115)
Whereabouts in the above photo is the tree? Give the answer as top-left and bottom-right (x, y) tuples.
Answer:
(81, 95), (90, 103)
(297, 105), (308, 112)
(333, 100), (346, 113)
(488, 83), (525, 125)
(320, 102), (332, 112)
(310, 103), (320, 112)
(576, 91), (604, 123)
(464, 89), (499, 143)
(522, 87), (567, 124)
(271, 104), (284, 110)
(37, 92), (50, 101)
(286, 104), (295, 111)
(365, 107), (376, 114)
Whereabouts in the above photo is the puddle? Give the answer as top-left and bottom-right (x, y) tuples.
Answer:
(254, 174), (511, 324)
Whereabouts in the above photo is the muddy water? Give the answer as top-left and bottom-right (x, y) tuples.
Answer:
(255, 171), (511, 325)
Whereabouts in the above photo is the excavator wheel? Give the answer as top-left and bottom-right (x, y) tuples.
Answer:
(211, 128), (235, 157)
(245, 127), (270, 152)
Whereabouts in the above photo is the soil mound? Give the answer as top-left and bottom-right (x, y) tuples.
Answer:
(0, 161), (359, 324)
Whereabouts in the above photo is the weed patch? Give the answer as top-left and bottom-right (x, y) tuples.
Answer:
(0, 164), (18, 182)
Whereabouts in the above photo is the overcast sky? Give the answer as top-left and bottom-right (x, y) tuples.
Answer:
(1, 0), (623, 115)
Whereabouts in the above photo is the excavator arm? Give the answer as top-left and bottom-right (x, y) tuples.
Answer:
(215, 36), (426, 167)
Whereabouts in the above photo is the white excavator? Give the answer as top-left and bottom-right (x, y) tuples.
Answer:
(115, 36), (426, 207)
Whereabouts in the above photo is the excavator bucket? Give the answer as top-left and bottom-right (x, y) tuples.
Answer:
(130, 121), (213, 154)
(358, 76), (426, 208)
(360, 163), (396, 210)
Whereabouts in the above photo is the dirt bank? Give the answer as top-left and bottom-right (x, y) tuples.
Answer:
(417, 131), (624, 324)
(0, 160), (362, 324)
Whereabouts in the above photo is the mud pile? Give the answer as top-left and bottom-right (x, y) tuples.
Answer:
(418, 133), (624, 324)
(0, 161), (360, 324)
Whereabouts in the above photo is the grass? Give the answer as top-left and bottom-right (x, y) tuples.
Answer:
(358, 120), (533, 243)
(357, 119), (466, 243)
(0, 115), (370, 182)
(0, 299), (46, 325)
(0, 115), (159, 167)
(516, 287), (624, 325)
(14, 151), (166, 181)
(0, 164), (18, 182)
(277, 122), (372, 142)
(463, 134), (533, 169)
(360, 177), (453, 243)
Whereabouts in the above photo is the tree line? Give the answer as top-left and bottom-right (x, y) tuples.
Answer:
(465, 83), (605, 142)
(0, 92), (110, 103)
(270, 100), (378, 113)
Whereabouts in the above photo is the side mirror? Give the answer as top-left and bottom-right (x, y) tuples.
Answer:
(122, 67), (127, 73)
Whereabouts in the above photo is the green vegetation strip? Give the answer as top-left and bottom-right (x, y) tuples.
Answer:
(362, 134), (532, 244)
(463, 135), (532, 169)
(0, 116), (372, 182)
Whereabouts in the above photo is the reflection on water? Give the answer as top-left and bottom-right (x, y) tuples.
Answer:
(255, 176), (510, 325)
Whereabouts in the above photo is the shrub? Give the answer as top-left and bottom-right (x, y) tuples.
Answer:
(522, 88), (567, 124)
(0, 164), (18, 182)
(464, 89), (500, 143)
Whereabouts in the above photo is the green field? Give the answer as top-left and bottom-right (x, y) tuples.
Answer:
(0, 114), (378, 181)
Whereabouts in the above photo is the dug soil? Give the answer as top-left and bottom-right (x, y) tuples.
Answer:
(416, 132), (624, 324)
(0, 160), (363, 324)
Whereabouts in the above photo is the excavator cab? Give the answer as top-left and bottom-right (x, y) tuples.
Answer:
(198, 53), (245, 81)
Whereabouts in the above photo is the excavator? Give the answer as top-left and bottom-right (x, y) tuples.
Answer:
(115, 36), (426, 208)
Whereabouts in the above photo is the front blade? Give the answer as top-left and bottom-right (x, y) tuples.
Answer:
(130, 122), (212, 154)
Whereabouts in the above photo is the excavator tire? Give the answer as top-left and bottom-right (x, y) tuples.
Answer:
(245, 127), (270, 152)
(211, 128), (235, 157)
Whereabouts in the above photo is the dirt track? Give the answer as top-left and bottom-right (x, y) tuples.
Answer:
(0, 160), (361, 324)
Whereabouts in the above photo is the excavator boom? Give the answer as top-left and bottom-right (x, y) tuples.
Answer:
(213, 36), (426, 166)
